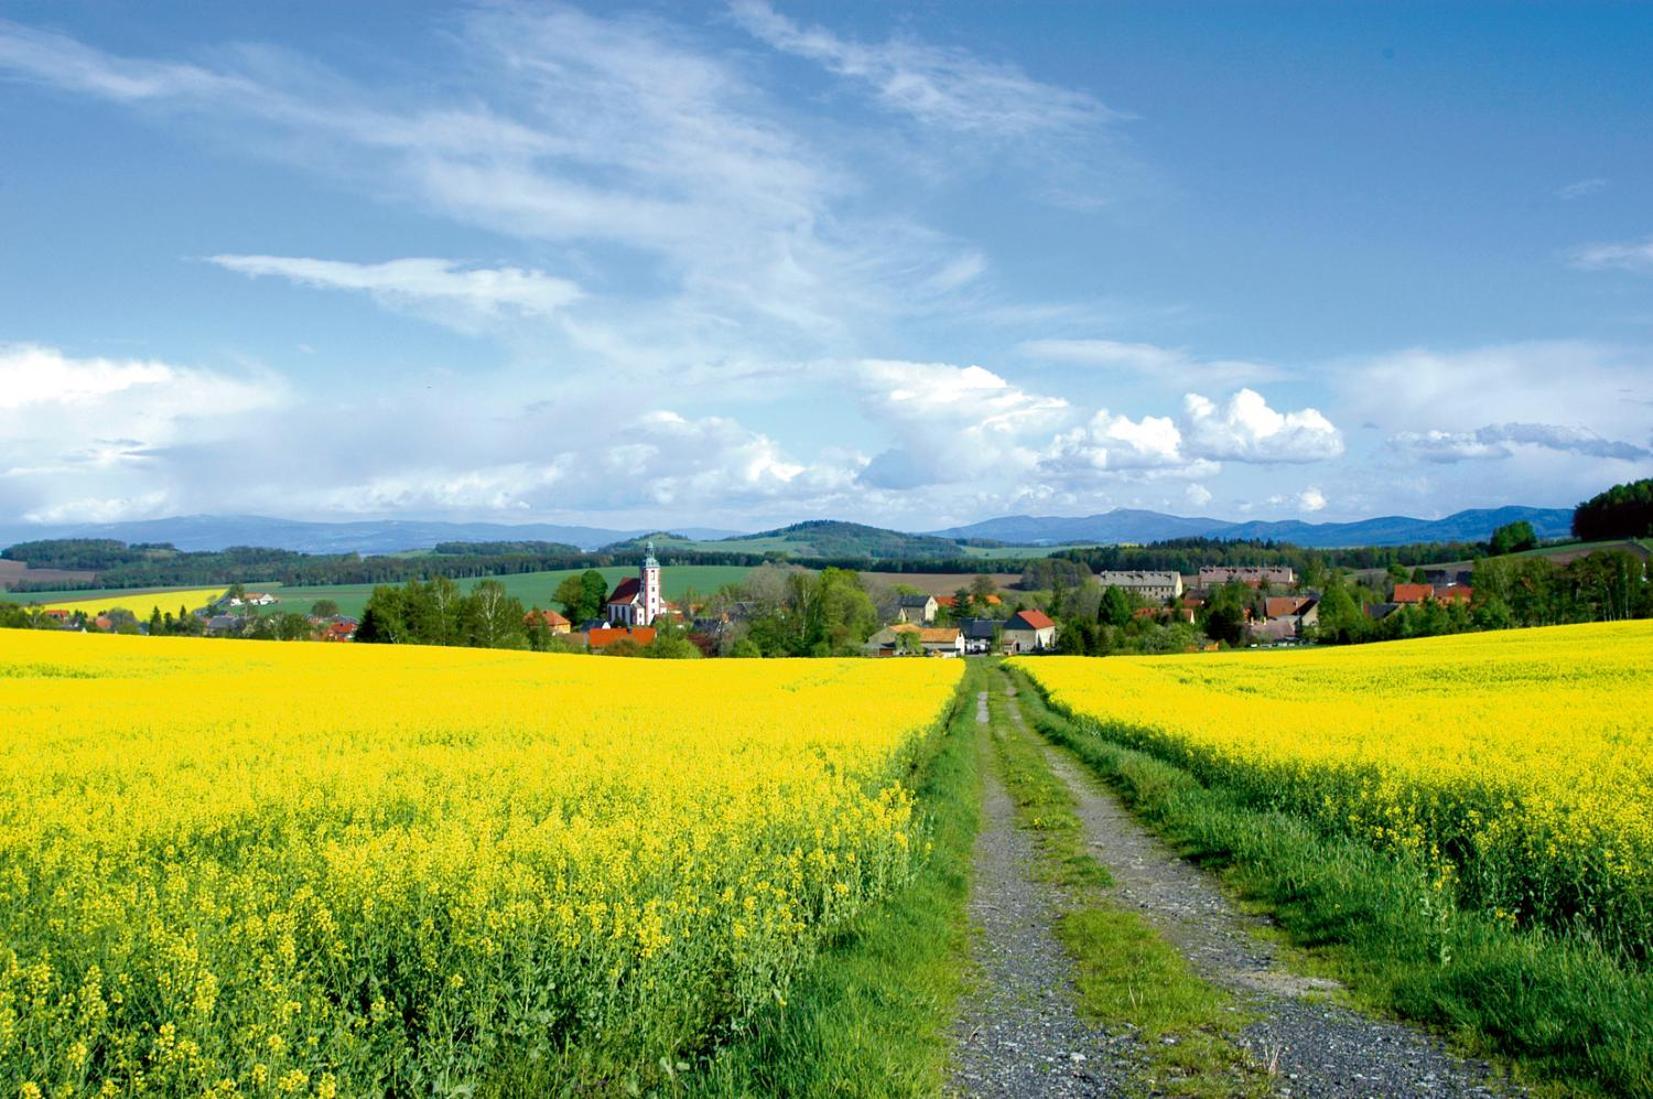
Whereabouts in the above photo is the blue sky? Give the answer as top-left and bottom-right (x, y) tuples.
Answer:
(2, 1), (1650, 532)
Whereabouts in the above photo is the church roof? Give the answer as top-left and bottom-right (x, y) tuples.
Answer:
(606, 577), (641, 605)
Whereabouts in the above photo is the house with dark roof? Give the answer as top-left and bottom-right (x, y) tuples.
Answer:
(1253, 595), (1318, 642)
(1001, 609), (1057, 653)
(894, 593), (938, 625)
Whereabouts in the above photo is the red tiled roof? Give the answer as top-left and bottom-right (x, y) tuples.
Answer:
(1009, 609), (1055, 630)
(588, 626), (656, 650)
(935, 595), (957, 607)
(1433, 585), (1473, 603)
(1392, 583), (1432, 604)
(525, 609), (570, 627)
(606, 577), (641, 605)
(917, 628), (961, 643)
(1264, 596), (1312, 619)
(984, 594), (1002, 605)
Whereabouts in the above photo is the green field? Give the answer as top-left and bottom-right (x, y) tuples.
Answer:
(0, 566), (753, 619)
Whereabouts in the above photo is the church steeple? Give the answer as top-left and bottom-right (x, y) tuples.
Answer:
(640, 540), (662, 625)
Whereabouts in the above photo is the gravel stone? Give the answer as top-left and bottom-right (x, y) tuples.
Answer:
(1027, 706), (1521, 1099)
(948, 691), (1135, 1096)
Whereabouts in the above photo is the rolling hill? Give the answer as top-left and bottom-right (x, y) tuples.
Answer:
(934, 505), (1574, 549)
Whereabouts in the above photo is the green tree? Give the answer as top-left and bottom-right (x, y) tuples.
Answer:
(272, 612), (314, 641)
(1573, 478), (1653, 540)
(310, 599), (340, 618)
(554, 569), (612, 623)
(356, 585), (411, 644)
(1489, 520), (1538, 556)
(729, 638), (762, 658)
(1200, 582), (1251, 646)
(463, 579), (528, 649)
(1098, 585), (1133, 629)
(148, 607), (164, 635)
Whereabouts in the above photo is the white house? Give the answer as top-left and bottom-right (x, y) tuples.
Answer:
(1001, 609), (1057, 653)
(894, 593), (939, 625)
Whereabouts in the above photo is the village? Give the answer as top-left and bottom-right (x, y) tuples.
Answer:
(13, 537), (1497, 658)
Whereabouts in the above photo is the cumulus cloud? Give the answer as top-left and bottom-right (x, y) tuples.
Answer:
(0, 344), (286, 525)
(1039, 409), (1215, 482)
(1181, 389), (1344, 463)
(1184, 483), (1213, 508)
(1568, 235), (1653, 272)
(855, 360), (1068, 489)
(208, 256), (582, 331)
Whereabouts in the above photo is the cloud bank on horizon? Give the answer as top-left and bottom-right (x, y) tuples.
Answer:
(0, 2), (1649, 532)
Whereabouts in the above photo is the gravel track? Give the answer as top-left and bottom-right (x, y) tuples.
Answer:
(1007, 687), (1519, 1099)
(948, 690), (1135, 1097)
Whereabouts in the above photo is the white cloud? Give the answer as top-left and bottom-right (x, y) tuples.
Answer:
(0, 343), (281, 422)
(1184, 483), (1213, 508)
(1556, 177), (1608, 200)
(0, 344), (286, 525)
(1039, 409), (1213, 482)
(207, 256), (582, 331)
(1390, 422), (1651, 463)
(1339, 342), (1652, 443)
(1018, 338), (1287, 387)
(0, 8), (987, 377)
(23, 492), (172, 525)
(728, 0), (1115, 138)
(854, 360), (1068, 489)
(1298, 486), (1327, 513)
(1181, 388), (1343, 463)
(1568, 236), (1653, 272)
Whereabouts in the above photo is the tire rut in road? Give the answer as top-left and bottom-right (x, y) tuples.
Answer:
(948, 689), (1135, 1097)
(1004, 687), (1519, 1098)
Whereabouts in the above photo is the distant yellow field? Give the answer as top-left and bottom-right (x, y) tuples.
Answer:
(0, 630), (963, 1094)
(1015, 621), (1653, 951)
(39, 587), (227, 619)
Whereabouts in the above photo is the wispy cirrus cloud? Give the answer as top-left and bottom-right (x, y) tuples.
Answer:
(1556, 177), (1608, 201)
(728, 0), (1117, 138)
(1390, 422), (1652, 464)
(1018, 337), (1288, 388)
(208, 255), (582, 332)
(1568, 235), (1653, 272)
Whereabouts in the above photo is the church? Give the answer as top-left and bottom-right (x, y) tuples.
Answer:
(604, 542), (663, 627)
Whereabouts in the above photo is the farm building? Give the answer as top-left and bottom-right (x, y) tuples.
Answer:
(1097, 571), (1184, 601)
(1001, 609), (1057, 653)
(1198, 566), (1296, 587)
(894, 593), (939, 625)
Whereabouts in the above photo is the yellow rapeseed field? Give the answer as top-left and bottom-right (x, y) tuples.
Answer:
(1015, 621), (1653, 952)
(38, 589), (229, 621)
(0, 630), (963, 1095)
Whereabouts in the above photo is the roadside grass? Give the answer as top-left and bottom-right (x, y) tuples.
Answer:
(685, 664), (984, 1097)
(985, 668), (1270, 1099)
(1006, 664), (1653, 1098)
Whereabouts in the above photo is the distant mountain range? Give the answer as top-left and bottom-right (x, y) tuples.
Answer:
(0, 514), (743, 555)
(0, 505), (1576, 557)
(933, 505), (1575, 549)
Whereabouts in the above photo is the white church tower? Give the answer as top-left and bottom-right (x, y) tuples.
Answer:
(640, 541), (662, 625)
